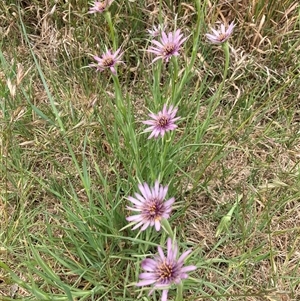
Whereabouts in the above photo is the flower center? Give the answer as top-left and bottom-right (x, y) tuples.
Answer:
(103, 57), (114, 67)
(96, 2), (107, 11)
(144, 198), (163, 220)
(163, 43), (175, 56)
(158, 261), (173, 282)
(157, 116), (169, 127)
(218, 33), (227, 41)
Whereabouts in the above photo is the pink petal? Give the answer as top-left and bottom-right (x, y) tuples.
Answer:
(177, 249), (192, 264)
(126, 215), (143, 222)
(157, 245), (165, 261)
(140, 221), (151, 231)
(151, 40), (164, 49)
(159, 185), (168, 200)
(154, 220), (161, 231)
(136, 279), (157, 286)
(161, 31), (168, 44)
(133, 192), (146, 203)
(221, 24), (226, 34)
(161, 289), (169, 301)
(151, 56), (163, 63)
(126, 206), (141, 212)
(131, 221), (144, 230)
(127, 196), (143, 206)
(139, 272), (156, 280)
(180, 265), (197, 273)
(142, 120), (156, 125)
(164, 197), (175, 208)
(141, 258), (157, 271)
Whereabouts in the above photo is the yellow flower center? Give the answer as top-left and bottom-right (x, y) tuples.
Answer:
(157, 116), (169, 127)
(158, 262), (173, 280)
(149, 203), (158, 216)
(144, 198), (163, 221)
(103, 57), (114, 67)
(163, 43), (175, 56)
(218, 33), (227, 41)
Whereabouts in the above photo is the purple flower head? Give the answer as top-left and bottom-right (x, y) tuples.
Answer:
(148, 29), (187, 63)
(142, 104), (180, 139)
(147, 24), (166, 38)
(126, 181), (175, 231)
(137, 238), (197, 301)
(206, 21), (235, 44)
(89, 0), (113, 13)
(89, 48), (123, 75)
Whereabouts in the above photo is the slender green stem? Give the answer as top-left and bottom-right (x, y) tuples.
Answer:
(160, 136), (170, 179)
(105, 11), (117, 49)
(161, 219), (174, 240)
(153, 60), (162, 108)
(217, 41), (230, 101)
(171, 56), (179, 103)
(176, 282), (183, 301)
(112, 74), (124, 114)
(209, 41), (230, 112)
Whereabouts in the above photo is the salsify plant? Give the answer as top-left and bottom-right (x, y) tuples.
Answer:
(142, 104), (181, 139)
(89, 0), (114, 14)
(6, 1), (285, 301)
(89, 48), (123, 74)
(204, 21), (235, 112)
(148, 29), (187, 63)
(137, 237), (197, 301)
(4, 0), (297, 300)
(148, 24), (166, 38)
(205, 21), (235, 44)
(126, 181), (175, 231)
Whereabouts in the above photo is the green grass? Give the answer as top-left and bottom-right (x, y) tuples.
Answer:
(0, 0), (300, 300)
